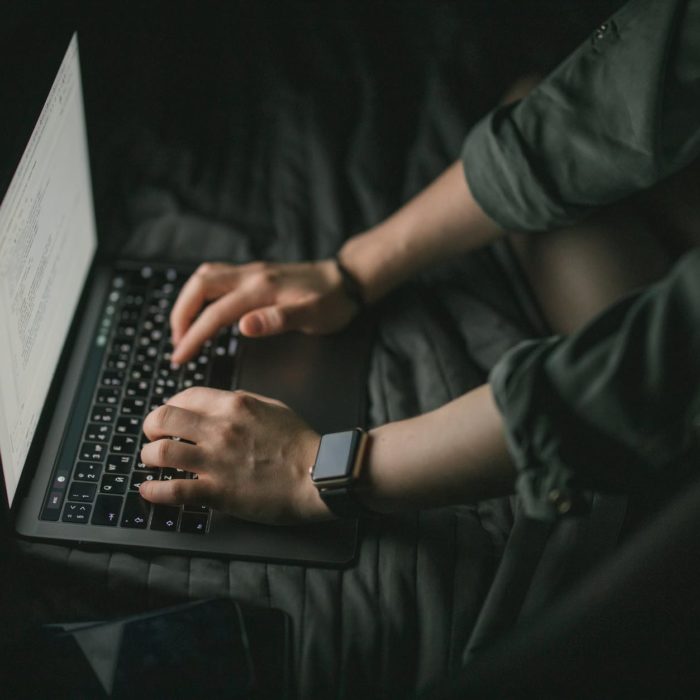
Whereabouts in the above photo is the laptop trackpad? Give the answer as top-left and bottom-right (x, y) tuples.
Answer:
(235, 320), (371, 434)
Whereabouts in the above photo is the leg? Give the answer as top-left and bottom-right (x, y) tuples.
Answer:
(509, 203), (672, 335)
(498, 76), (697, 336)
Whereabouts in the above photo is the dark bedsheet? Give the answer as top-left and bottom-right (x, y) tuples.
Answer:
(3, 2), (624, 696)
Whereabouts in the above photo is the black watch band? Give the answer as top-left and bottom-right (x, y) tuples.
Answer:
(311, 429), (373, 518)
(333, 255), (366, 310)
(318, 485), (368, 518)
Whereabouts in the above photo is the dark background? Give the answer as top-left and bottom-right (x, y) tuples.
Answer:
(1, 0), (622, 257)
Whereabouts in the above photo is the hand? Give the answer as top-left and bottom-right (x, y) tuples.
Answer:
(170, 260), (358, 364)
(138, 387), (332, 525)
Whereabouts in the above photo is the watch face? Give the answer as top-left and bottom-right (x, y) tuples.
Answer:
(312, 430), (362, 482)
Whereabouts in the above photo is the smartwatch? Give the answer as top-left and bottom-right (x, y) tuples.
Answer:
(310, 428), (370, 518)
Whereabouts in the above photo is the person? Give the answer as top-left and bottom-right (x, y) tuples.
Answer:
(138, 0), (700, 527)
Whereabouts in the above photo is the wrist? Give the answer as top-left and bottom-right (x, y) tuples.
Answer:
(334, 253), (367, 307)
(353, 424), (403, 514)
(337, 221), (414, 304)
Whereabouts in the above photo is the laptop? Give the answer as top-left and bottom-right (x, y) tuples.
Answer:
(0, 33), (370, 566)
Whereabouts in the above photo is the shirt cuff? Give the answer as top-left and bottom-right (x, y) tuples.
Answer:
(489, 338), (591, 522)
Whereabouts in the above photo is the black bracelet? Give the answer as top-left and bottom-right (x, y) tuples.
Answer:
(334, 254), (366, 309)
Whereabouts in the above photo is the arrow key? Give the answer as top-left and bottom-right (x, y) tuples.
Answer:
(180, 511), (209, 535)
(62, 503), (92, 524)
(150, 504), (180, 532)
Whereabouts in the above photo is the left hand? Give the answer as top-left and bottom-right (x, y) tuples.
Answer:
(138, 387), (332, 525)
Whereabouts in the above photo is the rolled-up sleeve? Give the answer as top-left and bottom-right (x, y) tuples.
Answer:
(490, 249), (700, 522)
(462, 0), (700, 232)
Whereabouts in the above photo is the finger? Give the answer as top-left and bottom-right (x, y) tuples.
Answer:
(239, 300), (312, 337)
(139, 476), (216, 507)
(167, 386), (233, 414)
(170, 264), (238, 346)
(236, 390), (287, 408)
(170, 386), (284, 415)
(142, 404), (205, 443)
(140, 438), (204, 472)
(172, 288), (262, 364)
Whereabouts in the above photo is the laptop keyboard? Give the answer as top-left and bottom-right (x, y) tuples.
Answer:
(42, 265), (239, 534)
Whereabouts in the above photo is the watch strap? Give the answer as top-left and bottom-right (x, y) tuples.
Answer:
(318, 484), (373, 519)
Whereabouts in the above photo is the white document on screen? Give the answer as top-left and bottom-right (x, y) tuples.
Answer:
(0, 34), (96, 506)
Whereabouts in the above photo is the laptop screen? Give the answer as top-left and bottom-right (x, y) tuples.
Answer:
(0, 34), (96, 507)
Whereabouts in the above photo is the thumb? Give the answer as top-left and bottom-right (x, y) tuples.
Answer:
(239, 301), (311, 337)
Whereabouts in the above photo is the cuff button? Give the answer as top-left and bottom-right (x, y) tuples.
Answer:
(548, 488), (573, 515)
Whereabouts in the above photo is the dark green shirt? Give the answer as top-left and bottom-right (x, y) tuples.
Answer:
(461, 0), (700, 520)
(463, 0), (700, 232)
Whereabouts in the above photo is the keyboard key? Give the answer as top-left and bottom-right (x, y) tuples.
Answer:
(100, 474), (128, 495)
(62, 503), (92, 524)
(91, 495), (123, 526)
(113, 341), (133, 355)
(79, 442), (107, 462)
(90, 405), (116, 423)
(180, 511), (209, 535)
(121, 397), (147, 416)
(162, 468), (187, 481)
(155, 377), (177, 392)
(105, 351), (130, 370)
(150, 505), (181, 532)
(105, 453), (133, 474)
(126, 380), (150, 398)
(45, 491), (65, 511)
(119, 308), (140, 324)
(121, 493), (151, 529)
(110, 435), (138, 454)
(123, 292), (145, 308)
(115, 416), (141, 435)
(52, 474), (70, 490)
(85, 423), (112, 443)
(157, 361), (178, 378)
(101, 370), (125, 388)
(74, 461), (102, 482)
(130, 470), (159, 490)
(115, 324), (137, 338)
(67, 482), (97, 502)
(96, 388), (120, 405)
(183, 503), (211, 514)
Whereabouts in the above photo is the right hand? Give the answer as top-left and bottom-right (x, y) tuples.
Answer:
(170, 259), (359, 364)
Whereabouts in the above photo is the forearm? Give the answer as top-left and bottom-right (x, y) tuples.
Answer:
(339, 161), (502, 303)
(358, 384), (515, 513)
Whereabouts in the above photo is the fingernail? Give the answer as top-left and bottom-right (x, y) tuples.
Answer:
(170, 362), (180, 370)
(245, 315), (262, 335)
